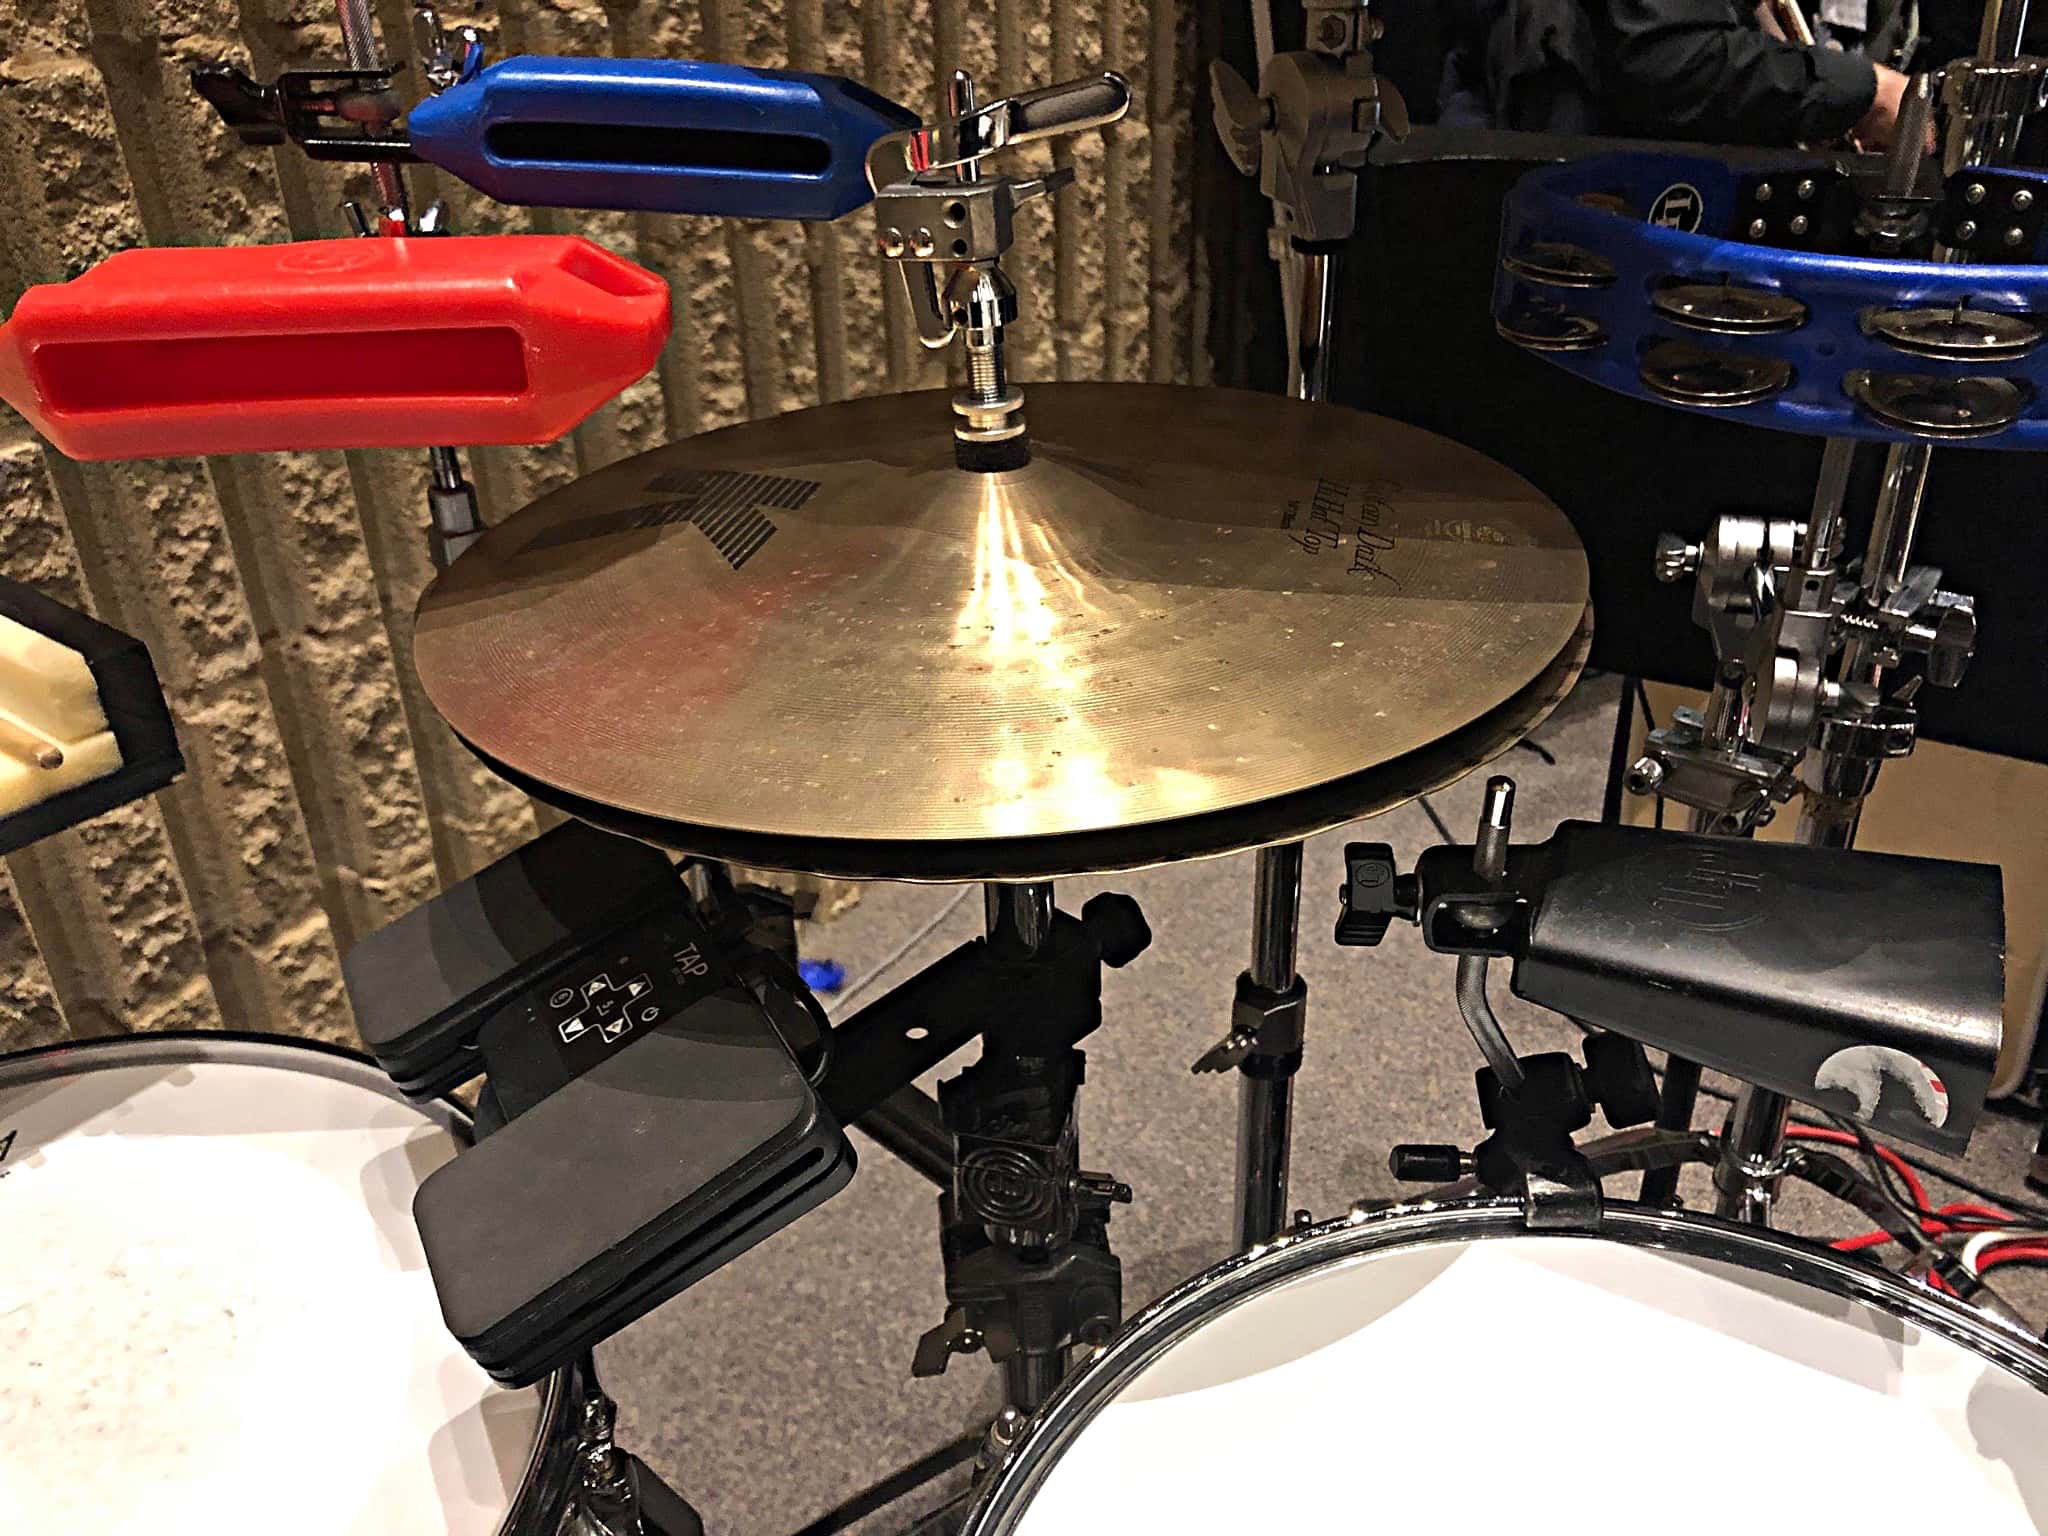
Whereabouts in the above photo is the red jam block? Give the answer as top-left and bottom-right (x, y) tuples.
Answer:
(0, 236), (671, 459)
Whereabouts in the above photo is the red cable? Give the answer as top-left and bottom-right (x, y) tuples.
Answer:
(1828, 1201), (2015, 1253)
(1974, 1243), (2048, 1275)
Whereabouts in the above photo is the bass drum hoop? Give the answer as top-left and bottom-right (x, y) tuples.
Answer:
(0, 1029), (583, 1536)
(962, 1196), (2048, 1535)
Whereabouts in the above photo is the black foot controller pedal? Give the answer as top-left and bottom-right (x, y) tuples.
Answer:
(345, 823), (855, 1385)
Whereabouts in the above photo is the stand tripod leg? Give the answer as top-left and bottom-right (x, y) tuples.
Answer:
(1638, 1055), (1702, 1206)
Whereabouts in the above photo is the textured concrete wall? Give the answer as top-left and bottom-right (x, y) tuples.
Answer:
(0, 0), (1203, 1051)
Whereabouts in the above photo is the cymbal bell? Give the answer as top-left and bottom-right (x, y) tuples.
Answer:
(416, 384), (1590, 880)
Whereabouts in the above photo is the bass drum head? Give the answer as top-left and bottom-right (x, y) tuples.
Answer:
(969, 1202), (2048, 1535)
(0, 1035), (568, 1536)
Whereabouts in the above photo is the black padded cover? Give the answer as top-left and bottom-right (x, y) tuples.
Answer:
(415, 988), (854, 1384)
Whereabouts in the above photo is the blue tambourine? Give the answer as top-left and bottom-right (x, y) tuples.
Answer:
(1493, 150), (2048, 447)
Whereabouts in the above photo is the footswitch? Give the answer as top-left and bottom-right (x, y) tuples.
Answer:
(354, 824), (856, 1385)
(416, 921), (854, 1384)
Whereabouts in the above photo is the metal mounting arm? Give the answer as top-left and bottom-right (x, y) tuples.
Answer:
(866, 69), (1131, 469)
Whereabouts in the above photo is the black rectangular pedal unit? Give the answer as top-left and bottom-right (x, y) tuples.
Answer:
(0, 578), (183, 855)
(344, 821), (856, 1386)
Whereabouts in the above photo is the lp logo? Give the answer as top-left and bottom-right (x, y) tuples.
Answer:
(1649, 183), (1704, 232)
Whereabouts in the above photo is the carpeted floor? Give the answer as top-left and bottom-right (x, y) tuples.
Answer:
(593, 674), (2048, 1535)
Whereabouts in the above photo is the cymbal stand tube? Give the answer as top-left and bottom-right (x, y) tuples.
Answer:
(912, 886), (1132, 1415)
(1234, 841), (1304, 1248)
(1206, 3), (1404, 1247)
(985, 880), (1055, 955)
(1291, 248), (1339, 403)
(1717, 52), (2014, 1223)
(983, 878), (1062, 1405)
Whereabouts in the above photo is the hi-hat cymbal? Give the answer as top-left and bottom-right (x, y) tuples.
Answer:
(416, 384), (1589, 880)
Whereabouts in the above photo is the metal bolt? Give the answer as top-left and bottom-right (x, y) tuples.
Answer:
(1748, 217), (1768, 238)
(1755, 183), (1773, 203)
(1796, 178), (1815, 200)
(1957, 218), (1978, 241)
(1789, 214), (1810, 235)
(1317, 13), (1349, 46)
(1626, 756), (1666, 795)
(2016, 188), (2036, 211)
(912, 228), (936, 258)
(1967, 182), (1988, 205)
(2007, 225), (2027, 247)
(1653, 532), (1702, 583)
(880, 228), (906, 258)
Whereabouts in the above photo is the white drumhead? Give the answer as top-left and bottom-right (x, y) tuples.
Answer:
(1009, 1226), (2048, 1534)
(0, 1043), (547, 1536)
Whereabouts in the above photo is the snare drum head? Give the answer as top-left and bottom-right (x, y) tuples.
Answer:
(998, 1217), (2048, 1534)
(0, 1041), (547, 1536)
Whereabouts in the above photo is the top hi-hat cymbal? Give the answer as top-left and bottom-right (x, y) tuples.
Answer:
(416, 384), (1589, 880)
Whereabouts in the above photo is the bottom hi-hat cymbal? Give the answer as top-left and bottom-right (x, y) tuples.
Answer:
(416, 384), (1590, 880)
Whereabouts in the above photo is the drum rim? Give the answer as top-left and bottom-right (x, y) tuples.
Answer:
(962, 1196), (2048, 1534)
(0, 1029), (582, 1536)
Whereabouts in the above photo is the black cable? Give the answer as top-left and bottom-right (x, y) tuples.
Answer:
(1416, 794), (1455, 846)
(1819, 1110), (1936, 1227)
(1884, 1147), (2048, 1226)
(1648, 1065), (2048, 1225)
(1633, 677), (1657, 730)
(1514, 737), (1558, 766)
